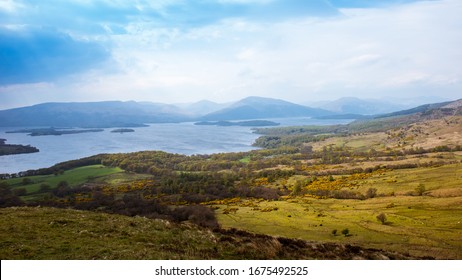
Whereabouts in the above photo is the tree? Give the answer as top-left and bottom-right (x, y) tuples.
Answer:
(376, 213), (387, 224)
(341, 228), (350, 237)
(291, 181), (302, 196)
(331, 229), (338, 236)
(0, 184), (22, 207)
(22, 178), (33, 185)
(40, 184), (51, 192)
(13, 188), (27, 196)
(366, 188), (377, 199)
(57, 181), (69, 188)
(415, 183), (426, 196)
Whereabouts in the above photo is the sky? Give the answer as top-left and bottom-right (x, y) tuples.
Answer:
(0, 0), (461, 109)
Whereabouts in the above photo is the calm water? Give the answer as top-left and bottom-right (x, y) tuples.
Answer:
(0, 118), (351, 173)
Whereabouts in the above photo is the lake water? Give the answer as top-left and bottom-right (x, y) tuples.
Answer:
(0, 118), (352, 174)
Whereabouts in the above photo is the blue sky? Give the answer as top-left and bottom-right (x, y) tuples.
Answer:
(0, 0), (461, 109)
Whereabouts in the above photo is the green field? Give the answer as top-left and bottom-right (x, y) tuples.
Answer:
(6, 165), (123, 197)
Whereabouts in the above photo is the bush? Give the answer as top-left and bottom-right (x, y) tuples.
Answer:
(22, 178), (33, 185)
(171, 205), (219, 229)
(341, 228), (350, 237)
(376, 213), (387, 224)
(415, 184), (426, 196)
(13, 188), (27, 196)
(39, 184), (51, 192)
(366, 188), (377, 199)
(0, 185), (23, 207)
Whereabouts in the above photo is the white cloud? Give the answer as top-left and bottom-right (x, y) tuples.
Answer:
(0, 0), (23, 13)
(1, 0), (461, 108)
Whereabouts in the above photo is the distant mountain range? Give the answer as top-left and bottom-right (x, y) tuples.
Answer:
(174, 100), (229, 116)
(311, 97), (408, 115)
(0, 96), (459, 128)
(0, 101), (192, 128)
(200, 96), (332, 121)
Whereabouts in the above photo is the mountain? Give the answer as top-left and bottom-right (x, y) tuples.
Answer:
(313, 97), (408, 115)
(0, 101), (192, 127)
(174, 100), (229, 116)
(375, 100), (456, 119)
(201, 96), (333, 121)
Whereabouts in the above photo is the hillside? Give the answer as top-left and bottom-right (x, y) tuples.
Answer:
(174, 100), (229, 116)
(0, 101), (192, 127)
(375, 100), (455, 119)
(0, 207), (417, 260)
(315, 97), (407, 115)
(201, 96), (332, 121)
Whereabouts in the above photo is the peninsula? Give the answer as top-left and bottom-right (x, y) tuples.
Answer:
(0, 139), (39, 156)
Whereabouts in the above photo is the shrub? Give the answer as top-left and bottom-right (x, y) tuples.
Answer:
(415, 184), (426, 196)
(171, 205), (219, 229)
(341, 228), (350, 237)
(13, 188), (27, 196)
(0, 185), (23, 207)
(22, 178), (33, 185)
(366, 188), (377, 199)
(39, 184), (51, 192)
(376, 213), (387, 224)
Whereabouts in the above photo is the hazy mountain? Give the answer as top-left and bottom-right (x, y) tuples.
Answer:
(0, 101), (193, 127)
(375, 100), (455, 119)
(174, 100), (229, 116)
(201, 96), (333, 121)
(313, 97), (408, 115)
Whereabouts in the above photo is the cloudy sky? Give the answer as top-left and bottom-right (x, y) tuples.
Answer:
(0, 0), (461, 109)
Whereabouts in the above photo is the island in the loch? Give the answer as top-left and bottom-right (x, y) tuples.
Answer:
(111, 128), (135, 133)
(0, 139), (39, 156)
(194, 120), (280, 127)
(6, 128), (104, 136)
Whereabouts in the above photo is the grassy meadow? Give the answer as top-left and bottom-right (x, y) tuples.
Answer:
(214, 164), (462, 259)
(6, 165), (123, 199)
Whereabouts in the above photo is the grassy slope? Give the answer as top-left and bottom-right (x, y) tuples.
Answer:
(312, 116), (462, 152)
(216, 166), (462, 260)
(216, 117), (462, 259)
(0, 207), (414, 260)
(7, 165), (123, 197)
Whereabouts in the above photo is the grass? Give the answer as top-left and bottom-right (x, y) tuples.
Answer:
(6, 165), (123, 197)
(239, 156), (251, 164)
(354, 163), (462, 196)
(0, 207), (219, 259)
(0, 207), (413, 260)
(312, 116), (462, 153)
(214, 164), (462, 259)
(217, 197), (462, 259)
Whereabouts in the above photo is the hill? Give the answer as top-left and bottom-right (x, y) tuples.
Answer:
(201, 96), (333, 121)
(174, 100), (229, 116)
(375, 100), (456, 119)
(0, 101), (192, 128)
(316, 97), (407, 115)
(0, 207), (416, 260)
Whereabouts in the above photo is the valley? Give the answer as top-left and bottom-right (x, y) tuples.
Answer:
(1, 99), (461, 260)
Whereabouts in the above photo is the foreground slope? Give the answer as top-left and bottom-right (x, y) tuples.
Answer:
(0, 207), (415, 260)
